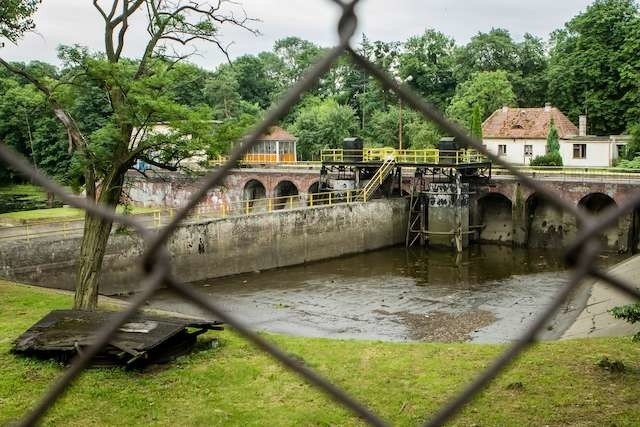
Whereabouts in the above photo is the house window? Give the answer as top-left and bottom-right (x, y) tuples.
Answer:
(573, 144), (587, 159)
(524, 145), (533, 156)
(498, 145), (507, 156)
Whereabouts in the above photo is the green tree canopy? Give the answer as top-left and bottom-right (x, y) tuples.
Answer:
(446, 70), (516, 131)
(0, 0), (40, 43)
(398, 29), (457, 110)
(291, 97), (358, 160)
(454, 29), (548, 107)
(364, 106), (440, 149)
(548, 0), (640, 135)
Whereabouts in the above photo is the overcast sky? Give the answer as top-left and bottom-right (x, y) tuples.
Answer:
(1, 0), (594, 70)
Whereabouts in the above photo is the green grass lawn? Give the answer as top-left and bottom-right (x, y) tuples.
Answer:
(1, 280), (639, 426)
(0, 206), (159, 223)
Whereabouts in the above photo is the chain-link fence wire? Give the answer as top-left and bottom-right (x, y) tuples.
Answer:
(1, 0), (640, 425)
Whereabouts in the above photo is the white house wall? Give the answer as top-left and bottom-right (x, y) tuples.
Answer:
(560, 141), (612, 167)
(483, 138), (547, 165)
(483, 138), (618, 167)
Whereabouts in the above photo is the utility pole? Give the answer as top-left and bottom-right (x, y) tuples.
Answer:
(396, 75), (413, 151)
(399, 97), (403, 150)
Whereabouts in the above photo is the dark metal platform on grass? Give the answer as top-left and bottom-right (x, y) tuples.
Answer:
(12, 310), (224, 368)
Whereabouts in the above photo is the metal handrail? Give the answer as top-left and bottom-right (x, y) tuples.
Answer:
(320, 148), (487, 164)
(0, 190), (366, 242)
(359, 159), (396, 201)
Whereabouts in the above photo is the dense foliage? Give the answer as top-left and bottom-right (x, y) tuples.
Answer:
(0, 0), (40, 43)
(548, 0), (640, 136)
(530, 152), (564, 167)
(446, 70), (516, 129)
(2, 0), (640, 185)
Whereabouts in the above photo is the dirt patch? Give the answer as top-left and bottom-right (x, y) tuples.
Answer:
(374, 309), (497, 342)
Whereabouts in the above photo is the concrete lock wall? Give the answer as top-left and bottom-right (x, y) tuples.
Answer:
(427, 183), (470, 249)
(0, 199), (408, 295)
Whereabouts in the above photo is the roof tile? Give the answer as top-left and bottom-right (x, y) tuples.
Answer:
(482, 107), (579, 139)
(258, 126), (297, 141)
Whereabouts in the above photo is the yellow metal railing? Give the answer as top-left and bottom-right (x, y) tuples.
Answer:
(493, 166), (640, 176)
(0, 210), (162, 242)
(320, 148), (486, 164)
(209, 156), (321, 168)
(0, 190), (365, 242)
(359, 159), (396, 202)
(211, 148), (487, 165)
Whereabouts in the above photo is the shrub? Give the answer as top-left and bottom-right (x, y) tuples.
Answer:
(616, 157), (640, 170)
(530, 152), (563, 166)
(609, 303), (640, 342)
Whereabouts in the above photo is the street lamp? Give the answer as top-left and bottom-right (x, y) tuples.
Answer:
(396, 75), (413, 151)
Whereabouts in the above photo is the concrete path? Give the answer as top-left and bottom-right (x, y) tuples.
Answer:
(562, 255), (640, 340)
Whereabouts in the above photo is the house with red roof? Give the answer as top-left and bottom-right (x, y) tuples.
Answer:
(482, 104), (628, 167)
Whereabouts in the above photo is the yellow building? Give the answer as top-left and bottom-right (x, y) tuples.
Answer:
(244, 126), (297, 164)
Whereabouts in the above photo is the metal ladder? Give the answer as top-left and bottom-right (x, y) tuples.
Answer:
(405, 180), (427, 248)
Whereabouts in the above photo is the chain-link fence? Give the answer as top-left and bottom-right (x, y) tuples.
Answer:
(1, 1), (640, 426)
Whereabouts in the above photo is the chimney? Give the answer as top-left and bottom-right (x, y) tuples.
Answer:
(544, 102), (552, 112)
(579, 115), (587, 137)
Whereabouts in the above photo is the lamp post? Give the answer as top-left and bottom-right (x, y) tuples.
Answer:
(396, 75), (413, 151)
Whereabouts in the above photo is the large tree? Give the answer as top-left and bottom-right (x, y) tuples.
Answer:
(548, 0), (640, 135)
(446, 70), (517, 131)
(0, 66), (70, 184)
(291, 97), (358, 160)
(398, 29), (457, 110)
(0, 0), (257, 310)
(455, 29), (548, 107)
(363, 106), (440, 149)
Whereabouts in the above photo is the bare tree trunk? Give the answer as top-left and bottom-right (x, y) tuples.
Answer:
(74, 172), (125, 311)
(73, 213), (115, 310)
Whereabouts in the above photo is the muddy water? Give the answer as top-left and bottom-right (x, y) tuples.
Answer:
(150, 246), (625, 343)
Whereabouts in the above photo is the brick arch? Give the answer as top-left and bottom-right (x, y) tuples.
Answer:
(578, 192), (617, 213)
(243, 179), (267, 201)
(308, 181), (321, 194)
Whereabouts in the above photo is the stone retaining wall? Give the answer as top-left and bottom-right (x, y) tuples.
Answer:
(0, 199), (408, 295)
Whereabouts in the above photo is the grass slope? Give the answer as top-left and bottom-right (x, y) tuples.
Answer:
(0, 184), (47, 196)
(0, 281), (639, 426)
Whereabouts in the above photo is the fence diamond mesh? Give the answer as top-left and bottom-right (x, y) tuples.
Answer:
(1, 1), (639, 426)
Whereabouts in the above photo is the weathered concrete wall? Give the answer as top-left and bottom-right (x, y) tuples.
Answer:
(427, 183), (470, 249)
(476, 193), (513, 244)
(0, 199), (408, 295)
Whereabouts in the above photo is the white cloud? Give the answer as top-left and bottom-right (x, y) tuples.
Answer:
(1, 0), (593, 70)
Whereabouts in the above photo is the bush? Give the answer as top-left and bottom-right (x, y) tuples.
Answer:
(530, 152), (563, 166)
(616, 157), (640, 170)
(610, 303), (640, 342)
